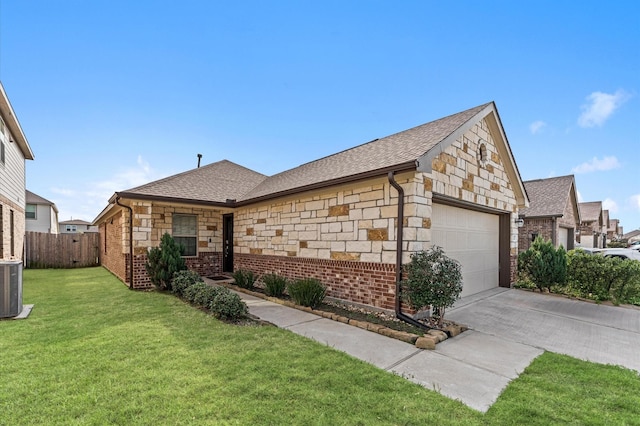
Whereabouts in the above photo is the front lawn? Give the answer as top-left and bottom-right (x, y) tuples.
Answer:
(1, 268), (638, 424)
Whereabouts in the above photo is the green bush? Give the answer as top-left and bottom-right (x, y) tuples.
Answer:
(145, 233), (187, 291)
(209, 287), (249, 320)
(518, 236), (566, 292)
(171, 270), (203, 297)
(262, 273), (288, 297)
(401, 246), (462, 327)
(566, 249), (640, 305)
(232, 269), (257, 290)
(183, 282), (213, 305)
(288, 278), (326, 308)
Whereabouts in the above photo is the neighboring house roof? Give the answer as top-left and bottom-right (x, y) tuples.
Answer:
(623, 229), (640, 240)
(0, 81), (34, 160)
(114, 160), (268, 205)
(95, 101), (529, 223)
(26, 190), (59, 213)
(579, 201), (603, 224)
(60, 219), (93, 225)
(519, 175), (579, 222)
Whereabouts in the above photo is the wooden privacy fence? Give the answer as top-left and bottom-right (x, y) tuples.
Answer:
(24, 232), (100, 268)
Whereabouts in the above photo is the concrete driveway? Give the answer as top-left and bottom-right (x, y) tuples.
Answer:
(446, 288), (640, 373)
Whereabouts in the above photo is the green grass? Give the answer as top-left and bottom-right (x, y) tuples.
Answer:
(1, 268), (639, 425)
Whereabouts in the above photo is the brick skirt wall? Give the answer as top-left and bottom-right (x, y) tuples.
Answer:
(123, 251), (223, 289)
(236, 253), (398, 310)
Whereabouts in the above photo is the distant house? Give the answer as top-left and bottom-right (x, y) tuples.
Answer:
(606, 218), (622, 242)
(93, 102), (530, 311)
(578, 202), (605, 248)
(602, 210), (610, 246)
(25, 190), (59, 234)
(59, 219), (98, 234)
(518, 175), (580, 251)
(0, 82), (34, 260)
(623, 229), (640, 245)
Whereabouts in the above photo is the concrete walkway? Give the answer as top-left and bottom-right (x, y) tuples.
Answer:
(237, 289), (541, 412)
(234, 287), (640, 412)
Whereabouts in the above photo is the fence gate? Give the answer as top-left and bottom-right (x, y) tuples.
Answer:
(24, 232), (100, 268)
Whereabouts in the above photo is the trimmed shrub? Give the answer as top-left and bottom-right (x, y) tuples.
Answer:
(288, 278), (326, 308)
(518, 236), (566, 292)
(145, 233), (187, 291)
(209, 288), (248, 320)
(262, 273), (288, 297)
(232, 269), (257, 290)
(401, 246), (462, 327)
(183, 282), (212, 305)
(171, 270), (203, 297)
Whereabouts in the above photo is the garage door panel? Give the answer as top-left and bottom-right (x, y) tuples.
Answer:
(431, 204), (500, 297)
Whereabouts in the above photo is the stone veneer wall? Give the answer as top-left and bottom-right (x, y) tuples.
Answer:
(232, 118), (520, 309)
(99, 211), (126, 282)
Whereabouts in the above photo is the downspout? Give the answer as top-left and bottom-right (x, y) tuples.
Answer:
(388, 172), (429, 330)
(115, 196), (134, 289)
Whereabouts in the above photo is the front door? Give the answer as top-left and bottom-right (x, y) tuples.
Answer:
(222, 214), (234, 273)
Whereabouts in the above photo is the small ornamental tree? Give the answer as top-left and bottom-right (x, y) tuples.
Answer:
(402, 246), (463, 327)
(145, 232), (187, 291)
(518, 236), (567, 292)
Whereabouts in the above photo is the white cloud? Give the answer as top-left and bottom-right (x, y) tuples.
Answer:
(571, 156), (621, 174)
(52, 156), (167, 221)
(576, 190), (583, 202)
(578, 89), (630, 128)
(602, 198), (618, 214)
(529, 120), (546, 134)
(631, 194), (640, 211)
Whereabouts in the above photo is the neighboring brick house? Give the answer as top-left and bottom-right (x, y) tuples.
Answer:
(93, 102), (529, 311)
(25, 190), (59, 234)
(59, 219), (98, 234)
(518, 175), (580, 252)
(0, 82), (34, 260)
(577, 201), (605, 248)
(606, 218), (621, 242)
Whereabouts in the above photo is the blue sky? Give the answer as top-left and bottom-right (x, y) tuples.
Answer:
(1, 1), (638, 232)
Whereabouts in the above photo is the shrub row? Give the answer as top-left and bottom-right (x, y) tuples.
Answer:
(233, 269), (326, 308)
(517, 238), (640, 305)
(171, 270), (248, 320)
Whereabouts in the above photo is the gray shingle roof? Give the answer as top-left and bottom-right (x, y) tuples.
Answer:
(239, 102), (492, 201)
(117, 103), (491, 205)
(520, 175), (576, 218)
(118, 160), (268, 204)
(579, 201), (603, 223)
(26, 190), (56, 206)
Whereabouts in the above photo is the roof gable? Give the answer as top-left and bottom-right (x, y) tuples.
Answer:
(579, 201), (603, 224)
(520, 175), (579, 221)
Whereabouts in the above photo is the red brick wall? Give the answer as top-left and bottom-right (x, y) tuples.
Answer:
(518, 218), (554, 253)
(128, 251), (224, 289)
(236, 253), (398, 310)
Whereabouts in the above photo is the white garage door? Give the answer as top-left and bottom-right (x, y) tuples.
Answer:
(558, 227), (569, 249)
(431, 203), (499, 297)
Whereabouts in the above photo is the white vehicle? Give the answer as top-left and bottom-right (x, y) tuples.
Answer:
(600, 248), (640, 261)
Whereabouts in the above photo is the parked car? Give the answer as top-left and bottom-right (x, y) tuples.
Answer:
(576, 247), (640, 261)
(599, 248), (640, 261)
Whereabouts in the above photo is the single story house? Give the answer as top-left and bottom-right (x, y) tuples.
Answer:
(93, 102), (528, 311)
(577, 201), (605, 248)
(518, 175), (580, 252)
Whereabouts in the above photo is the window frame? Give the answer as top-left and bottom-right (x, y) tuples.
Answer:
(26, 203), (37, 220)
(172, 214), (198, 257)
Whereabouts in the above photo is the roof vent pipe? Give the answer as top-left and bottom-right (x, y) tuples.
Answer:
(388, 171), (429, 330)
(197, 153), (202, 168)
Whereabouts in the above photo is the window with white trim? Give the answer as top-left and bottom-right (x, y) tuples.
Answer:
(26, 204), (37, 219)
(173, 214), (197, 257)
